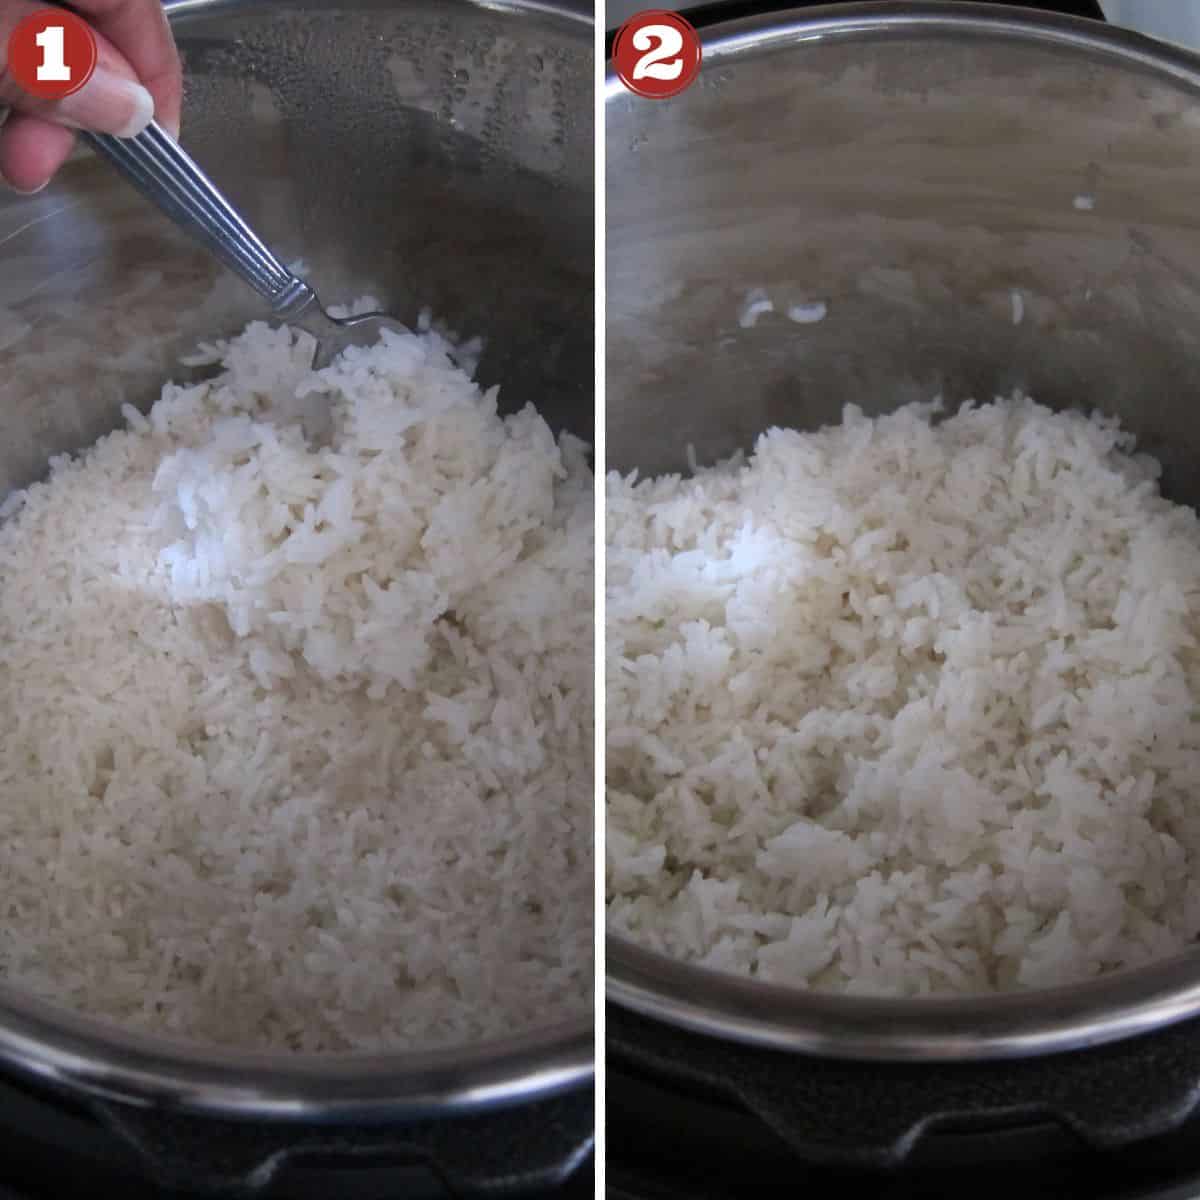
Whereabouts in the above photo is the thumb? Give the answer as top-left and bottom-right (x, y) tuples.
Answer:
(0, 2), (154, 138)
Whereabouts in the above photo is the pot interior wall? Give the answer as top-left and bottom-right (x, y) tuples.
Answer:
(606, 16), (1200, 509)
(0, 0), (593, 497)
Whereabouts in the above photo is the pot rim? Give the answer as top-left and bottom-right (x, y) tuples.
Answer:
(0, 0), (593, 1120)
(605, 0), (1200, 94)
(0, 982), (593, 1118)
(605, 0), (1200, 1062)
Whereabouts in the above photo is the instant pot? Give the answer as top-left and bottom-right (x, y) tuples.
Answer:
(606, 1), (1200, 1196)
(0, 0), (593, 1195)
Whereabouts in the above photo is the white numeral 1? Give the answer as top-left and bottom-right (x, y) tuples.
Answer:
(35, 26), (71, 82)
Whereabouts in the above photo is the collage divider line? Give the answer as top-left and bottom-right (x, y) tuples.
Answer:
(593, 6), (607, 1195)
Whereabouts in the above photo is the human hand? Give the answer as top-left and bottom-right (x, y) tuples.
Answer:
(0, 0), (181, 193)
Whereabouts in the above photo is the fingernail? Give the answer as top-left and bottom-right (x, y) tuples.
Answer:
(163, 114), (181, 141)
(56, 67), (155, 139)
(1, 177), (48, 196)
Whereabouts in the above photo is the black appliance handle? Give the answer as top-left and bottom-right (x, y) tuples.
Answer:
(89, 1086), (594, 1197)
(610, 1006), (1200, 1168)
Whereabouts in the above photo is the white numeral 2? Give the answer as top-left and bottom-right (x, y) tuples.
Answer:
(35, 26), (71, 82)
(632, 24), (684, 82)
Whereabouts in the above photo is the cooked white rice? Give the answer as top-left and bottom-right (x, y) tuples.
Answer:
(0, 316), (593, 1050)
(607, 396), (1200, 994)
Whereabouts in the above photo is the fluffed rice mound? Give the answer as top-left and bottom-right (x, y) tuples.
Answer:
(607, 397), (1200, 994)
(0, 315), (592, 1050)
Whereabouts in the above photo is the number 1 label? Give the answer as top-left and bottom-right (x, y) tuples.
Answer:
(35, 26), (71, 82)
(6, 9), (98, 101)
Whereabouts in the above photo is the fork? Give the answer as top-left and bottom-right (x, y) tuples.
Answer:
(82, 121), (405, 370)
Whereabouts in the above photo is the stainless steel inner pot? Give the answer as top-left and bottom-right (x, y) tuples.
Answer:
(607, 1), (1200, 1060)
(0, 0), (592, 1118)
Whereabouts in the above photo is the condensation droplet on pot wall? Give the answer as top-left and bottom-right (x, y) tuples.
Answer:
(738, 288), (774, 329)
(0, 310), (31, 354)
(787, 301), (828, 325)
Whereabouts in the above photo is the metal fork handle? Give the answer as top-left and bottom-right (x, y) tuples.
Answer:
(82, 122), (316, 320)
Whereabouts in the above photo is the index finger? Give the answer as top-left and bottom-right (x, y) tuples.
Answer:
(68, 0), (181, 136)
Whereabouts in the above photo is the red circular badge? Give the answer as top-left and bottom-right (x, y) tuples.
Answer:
(612, 9), (702, 100)
(6, 8), (98, 102)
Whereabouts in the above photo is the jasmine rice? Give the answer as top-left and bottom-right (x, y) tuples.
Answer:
(607, 397), (1200, 994)
(0, 315), (593, 1049)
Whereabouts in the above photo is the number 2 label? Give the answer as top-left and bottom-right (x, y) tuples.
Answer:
(631, 24), (685, 82)
(613, 10), (702, 100)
